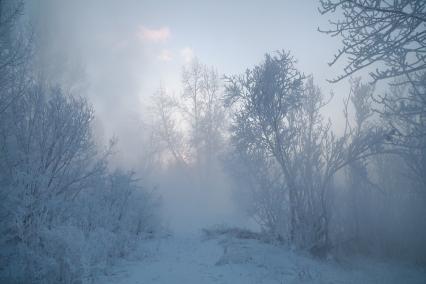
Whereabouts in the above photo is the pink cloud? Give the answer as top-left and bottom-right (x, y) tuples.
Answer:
(138, 26), (170, 42)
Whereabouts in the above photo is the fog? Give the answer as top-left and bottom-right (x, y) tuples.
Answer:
(26, 0), (344, 232)
(1, 0), (425, 283)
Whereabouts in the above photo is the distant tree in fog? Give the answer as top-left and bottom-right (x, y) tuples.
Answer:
(151, 86), (188, 167)
(182, 58), (226, 167)
(182, 58), (204, 159)
(151, 59), (226, 170)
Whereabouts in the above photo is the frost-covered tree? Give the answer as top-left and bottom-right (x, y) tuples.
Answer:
(0, 0), (30, 114)
(224, 51), (305, 244)
(319, 0), (426, 191)
(225, 51), (384, 254)
(224, 136), (288, 239)
(319, 0), (426, 83)
(383, 80), (426, 190)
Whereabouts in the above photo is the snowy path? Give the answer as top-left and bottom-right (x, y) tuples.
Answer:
(98, 231), (426, 284)
(99, 233), (256, 284)
(103, 234), (226, 283)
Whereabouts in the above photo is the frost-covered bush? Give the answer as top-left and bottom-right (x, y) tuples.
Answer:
(0, 84), (161, 283)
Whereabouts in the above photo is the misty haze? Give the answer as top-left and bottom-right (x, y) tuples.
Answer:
(1, 0), (426, 283)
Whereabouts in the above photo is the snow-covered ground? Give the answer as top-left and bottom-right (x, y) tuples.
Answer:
(97, 230), (426, 284)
